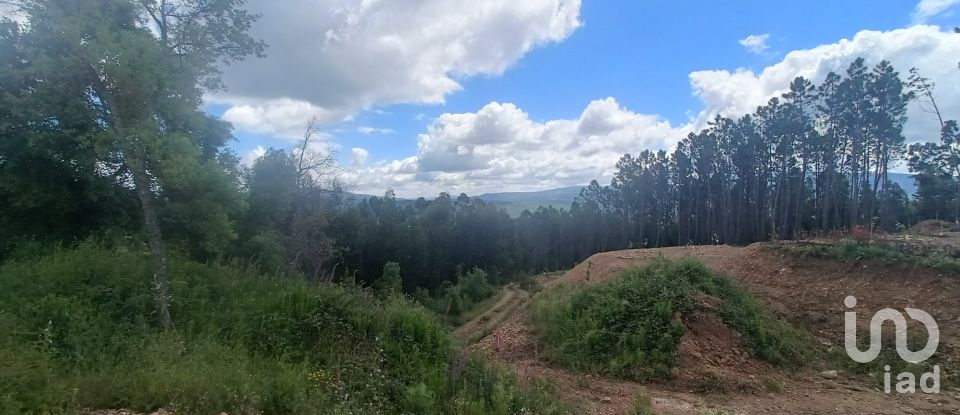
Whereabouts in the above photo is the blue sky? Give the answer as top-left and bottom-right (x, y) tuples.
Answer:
(209, 0), (960, 197)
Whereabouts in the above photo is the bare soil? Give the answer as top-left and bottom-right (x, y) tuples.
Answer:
(464, 243), (960, 414)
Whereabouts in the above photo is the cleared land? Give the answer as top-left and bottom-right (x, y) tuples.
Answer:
(459, 242), (960, 414)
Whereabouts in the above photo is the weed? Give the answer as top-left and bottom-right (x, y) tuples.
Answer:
(691, 372), (728, 395)
(762, 377), (782, 393)
(629, 394), (653, 415)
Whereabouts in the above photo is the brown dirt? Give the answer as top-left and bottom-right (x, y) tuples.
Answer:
(463, 243), (960, 414)
(908, 219), (960, 236)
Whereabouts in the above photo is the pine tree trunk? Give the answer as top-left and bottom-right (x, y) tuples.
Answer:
(129, 158), (174, 331)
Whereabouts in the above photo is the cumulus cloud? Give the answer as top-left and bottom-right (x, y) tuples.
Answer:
(739, 34), (771, 54)
(912, 0), (960, 24)
(342, 98), (691, 197)
(215, 0), (582, 137)
(221, 98), (346, 139)
(350, 147), (369, 166)
(690, 25), (960, 141)
(344, 25), (960, 196)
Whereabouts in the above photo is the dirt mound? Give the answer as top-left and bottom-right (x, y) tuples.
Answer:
(672, 294), (774, 394)
(908, 219), (960, 236)
(464, 243), (960, 413)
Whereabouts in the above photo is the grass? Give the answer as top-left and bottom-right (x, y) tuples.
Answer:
(774, 239), (960, 275)
(628, 395), (653, 415)
(528, 258), (808, 381)
(0, 243), (569, 414)
(827, 333), (959, 389)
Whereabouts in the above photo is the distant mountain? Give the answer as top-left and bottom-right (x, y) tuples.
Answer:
(344, 186), (586, 217)
(345, 174), (918, 218)
(475, 186), (584, 216)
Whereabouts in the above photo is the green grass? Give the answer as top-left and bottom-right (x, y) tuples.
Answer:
(0, 243), (568, 414)
(774, 239), (960, 275)
(628, 395), (653, 415)
(528, 258), (808, 381)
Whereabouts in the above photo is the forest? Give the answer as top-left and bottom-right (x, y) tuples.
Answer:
(2, 0), (959, 295)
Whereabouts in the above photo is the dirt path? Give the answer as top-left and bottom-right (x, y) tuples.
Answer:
(452, 283), (530, 346)
(461, 243), (960, 414)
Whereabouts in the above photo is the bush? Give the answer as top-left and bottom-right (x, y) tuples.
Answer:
(419, 267), (497, 323)
(0, 244), (566, 414)
(529, 258), (807, 381)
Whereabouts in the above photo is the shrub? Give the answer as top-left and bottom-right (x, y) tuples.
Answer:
(529, 258), (807, 381)
(0, 244), (566, 414)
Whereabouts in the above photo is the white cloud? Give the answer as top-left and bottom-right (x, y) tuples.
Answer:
(357, 126), (396, 135)
(739, 34), (771, 54)
(346, 25), (960, 197)
(690, 25), (960, 141)
(351, 147), (369, 166)
(240, 145), (267, 167)
(215, 0), (582, 137)
(220, 98), (347, 139)
(342, 98), (691, 197)
(912, 0), (960, 24)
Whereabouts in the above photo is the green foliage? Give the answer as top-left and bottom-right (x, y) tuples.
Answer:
(0, 244), (566, 414)
(418, 268), (496, 322)
(628, 395), (653, 415)
(529, 259), (807, 381)
(776, 240), (960, 275)
(375, 261), (403, 294)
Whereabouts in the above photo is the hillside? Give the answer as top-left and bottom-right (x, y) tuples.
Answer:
(475, 186), (585, 216)
(461, 241), (960, 414)
(0, 245), (566, 414)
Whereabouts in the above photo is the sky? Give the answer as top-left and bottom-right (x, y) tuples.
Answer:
(207, 0), (960, 198)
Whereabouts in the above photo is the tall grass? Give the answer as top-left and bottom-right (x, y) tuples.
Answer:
(528, 258), (807, 381)
(0, 243), (567, 414)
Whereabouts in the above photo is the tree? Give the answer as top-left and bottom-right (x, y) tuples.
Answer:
(375, 261), (403, 294)
(5, 0), (264, 329)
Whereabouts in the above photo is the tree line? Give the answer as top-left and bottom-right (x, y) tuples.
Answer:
(2, 0), (958, 326)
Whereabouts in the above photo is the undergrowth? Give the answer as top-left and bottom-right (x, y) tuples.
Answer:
(0, 243), (568, 414)
(528, 258), (807, 381)
(775, 239), (960, 275)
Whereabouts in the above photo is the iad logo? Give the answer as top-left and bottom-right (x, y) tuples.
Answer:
(844, 295), (941, 394)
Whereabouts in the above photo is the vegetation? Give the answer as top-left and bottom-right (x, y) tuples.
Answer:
(0, 244), (568, 414)
(414, 267), (497, 324)
(529, 259), (807, 381)
(775, 239), (960, 275)
(628, 395), (653, 415)
(1, 0), (958, 412)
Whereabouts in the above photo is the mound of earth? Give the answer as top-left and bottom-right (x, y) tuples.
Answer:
(464, 242), (960, 414)
(908, 219), (960, 236)
(672, 294), (776, 394)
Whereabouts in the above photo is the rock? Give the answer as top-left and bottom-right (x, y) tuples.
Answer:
(600, 396), (612, 403)
(150, 409), (169, 415)
(820, 370), (839, 379)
